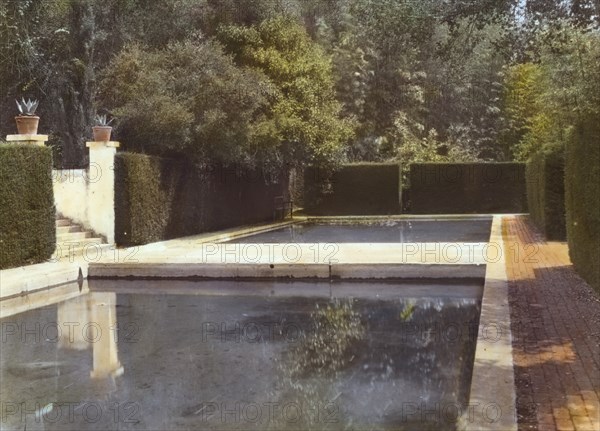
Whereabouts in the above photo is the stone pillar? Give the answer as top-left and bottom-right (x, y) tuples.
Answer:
(86, 141), (119, 244)
(6, 134), (49, 146)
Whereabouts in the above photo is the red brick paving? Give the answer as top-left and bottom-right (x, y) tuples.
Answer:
(503, 216), (600, 431)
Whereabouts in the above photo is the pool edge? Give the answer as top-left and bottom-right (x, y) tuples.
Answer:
(464, 215), (517, 431)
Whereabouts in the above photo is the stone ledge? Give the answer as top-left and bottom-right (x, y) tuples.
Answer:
(0, 260), (87, 300)
(89, 278), (484, 299)
(5, 134), (49, 146)
(6, 134), (49, 141)
(88, 262), (486, 280)
(465, 215), (517, 431)
(86, 141), (120, 148)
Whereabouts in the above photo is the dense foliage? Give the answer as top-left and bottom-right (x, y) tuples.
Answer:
(565, 120), (600, 293)
(217, 17), (354, 170)
(3, 0), (598, 170)
(100, 40), (274, 167)
(410, 163), (528, 214)
(503, 30), (600, 161)
(114, 152), (288, 246)
(526, 144), (566, 240)
(304, 163), (401, 215)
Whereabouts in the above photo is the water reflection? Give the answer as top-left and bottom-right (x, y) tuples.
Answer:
(0, 281), (481, 430)
(288, 299), (365, 376)
(89, 292), (123, 379)
(268, 299), (365, 431)
(56, 291), (123, 378)
(57, 295), (90, 350)
(0, 288), (123, 430)
(227, 219), (493, 243)
(258, 296), (481, 430)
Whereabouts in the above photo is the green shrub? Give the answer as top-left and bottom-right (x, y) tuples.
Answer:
(409, 163), (527, 214)
(218, 16), (355, 170)
(565, 119), (600, 292)
(304, 163), (401, 215)
(115, 153), (289, 246)
(526, 144), (566, 240)
(102, 22), (353, 172)
(0, 143), (56, 269)
(101, 41), (273, 166)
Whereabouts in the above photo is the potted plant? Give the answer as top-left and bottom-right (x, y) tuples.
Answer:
(92, 114), (114, 141)
(15, 98), (40, 134)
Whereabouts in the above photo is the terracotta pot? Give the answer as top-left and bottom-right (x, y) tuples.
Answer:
(93, 126), (112, 142)
(15, 116), (40, 135)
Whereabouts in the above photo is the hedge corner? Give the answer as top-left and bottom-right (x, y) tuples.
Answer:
(0, 143), (56, 269)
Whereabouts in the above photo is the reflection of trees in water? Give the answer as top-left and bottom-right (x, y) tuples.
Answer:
(289, 299), (365, 376)
(267, 297), (480, 430)
(400, 300), (416, 321)
(267, 298), (365, 430)
(369, 299), (480, 431)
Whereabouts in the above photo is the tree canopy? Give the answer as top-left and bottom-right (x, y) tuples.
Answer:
(217, 16), (354, 170)
(1, 0), (598, 169)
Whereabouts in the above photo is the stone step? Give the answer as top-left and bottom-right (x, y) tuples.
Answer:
(57, 225), (82, 234)
(53, 216), (106, 261)
(56, 231), (92, 242)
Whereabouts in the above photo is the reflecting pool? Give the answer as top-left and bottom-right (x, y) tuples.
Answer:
(227, 219), (492, 243)
(0, 280), (482, 430)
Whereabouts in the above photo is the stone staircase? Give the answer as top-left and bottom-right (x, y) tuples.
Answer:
(54, 216), (105, 260)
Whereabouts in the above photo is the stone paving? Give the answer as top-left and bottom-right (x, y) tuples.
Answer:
(504, 216), (600, 431)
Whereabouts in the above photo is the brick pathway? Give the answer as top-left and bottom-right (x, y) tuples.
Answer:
(503, 215), (600, 431)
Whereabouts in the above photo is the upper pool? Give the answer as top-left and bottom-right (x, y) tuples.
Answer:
(1, 279), (481, 431)
(228, 218), (493, 243)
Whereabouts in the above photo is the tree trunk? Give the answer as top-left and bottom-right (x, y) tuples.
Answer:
(52, 1), (96, 168)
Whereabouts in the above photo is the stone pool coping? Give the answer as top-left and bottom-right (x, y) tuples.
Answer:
(465, 215), (517, 431)
(87, 214), (499, 280)
(0, 280), (90, 319)
(0, 220), (295, 299)
(1, 214), (505, 299)
(87, 239), (490, 280)
(0, 254), (94, 300)
(89, 261), (486, 280)
(305, 213), (502, 222)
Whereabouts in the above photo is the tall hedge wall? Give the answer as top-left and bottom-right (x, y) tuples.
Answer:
(565, 119), (600, 292)
(304, 163), (401, 215)
(115, 153), (289, 246)
(410, 163), (527, 214)
(0, 143), (56, 269)
(526, 144), (566, 240)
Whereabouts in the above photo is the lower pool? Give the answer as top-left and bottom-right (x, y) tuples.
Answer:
(1, 280), (481, 430)
(227, 218), (492, 243)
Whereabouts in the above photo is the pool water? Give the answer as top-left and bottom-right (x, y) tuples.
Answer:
(1, 280), (481, 430)
(228, 219), (492, 243)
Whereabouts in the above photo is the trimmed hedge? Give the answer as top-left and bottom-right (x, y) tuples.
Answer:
(410, 163), (527, 214)
(565, 119), (600, 292)
(526, 144), (566, 240)
(304, 163), (401, 215)
(115, 153), (289, 246)
(0, 143), (56, 269)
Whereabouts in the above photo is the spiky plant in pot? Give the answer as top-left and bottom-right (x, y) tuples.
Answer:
(15, 98), (40, 135)
(92, 114), (114, 142)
